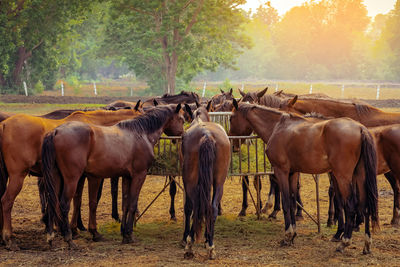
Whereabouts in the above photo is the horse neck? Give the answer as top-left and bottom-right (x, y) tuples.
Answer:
(295, 99), (358, 119)
(362, 110), (400, 126)
(246, 107), (282, 142)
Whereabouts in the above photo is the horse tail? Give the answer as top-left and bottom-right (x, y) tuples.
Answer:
(41, 130), (62, 223)
(192, 133), (216, 241)
(0, 123), (8, 202)
(360, 126), (379, 231)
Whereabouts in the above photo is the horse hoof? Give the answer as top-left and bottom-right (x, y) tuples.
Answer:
(218, 209), (223, 216)
(208, 248), (216, 260)
(336, 246), (344, 253)
(327, 220), (334, 228)
(71, 228), (80, 240)
(184, 251), (194, 259)
(6, 240), (20, 251)
(77, 225), (87, 232)
(279, 239), (292, 247)
(122, 235), (133, 244)
(67, 240), (78, 250)
(170, 216), (177, 222)
(363, 248), (371, 255)
(331, 237), (341, 242)
(238, 210), (246, 217)
(295, 215), (304, 221)
(92, 233), (104, 242)
(268, 214), (277, 220)
(180, 239), (187, 248)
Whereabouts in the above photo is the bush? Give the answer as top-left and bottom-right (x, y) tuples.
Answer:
(34, 80), (45, 94)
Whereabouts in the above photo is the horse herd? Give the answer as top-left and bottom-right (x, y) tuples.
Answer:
(0, 89), (399, 260)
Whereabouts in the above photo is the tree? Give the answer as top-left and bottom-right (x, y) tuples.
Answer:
(0, 0), (94, 92)
(103, 0), (251, 94)
(382, 0), (400, 79)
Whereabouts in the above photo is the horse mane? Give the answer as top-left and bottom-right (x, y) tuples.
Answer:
(354, 103), (377, 117)
(239, 102), (284, 117)
(304, 112), (332, 120)
(260, 94), (284, 108)
(117, 105), (174, 134)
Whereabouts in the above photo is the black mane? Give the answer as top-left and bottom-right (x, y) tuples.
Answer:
(117, 105), (174, 134)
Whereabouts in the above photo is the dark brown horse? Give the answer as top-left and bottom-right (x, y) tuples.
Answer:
(181, 104), (230, 260)
(229, 100), (378, 253)
(41, 104), (185, 248)
(209, 89), (234, 110)
(0, 104), (142, 250)
(143, 91), (200, 107)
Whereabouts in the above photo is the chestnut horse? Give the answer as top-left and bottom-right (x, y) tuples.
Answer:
(229, 100), (378, 253)
(41, 104), (185, 248)
(0, 103), (142, 250)
(209, 88), (234, 110)
(181, 104), (230, 260)
(143, 91), (200, 107)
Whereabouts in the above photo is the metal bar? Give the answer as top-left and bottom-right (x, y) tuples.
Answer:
(314, 174), (321, 233)
(296, 201), (319, 226)
(243, 176), (258, 215)
(263, 142), (266, 172)
(239, 138), (242, 173)
(255, 175), (261, 219)
(247, 140), (250, 173)
(255, 138), (258, 173)
(135, 179), (172, 225)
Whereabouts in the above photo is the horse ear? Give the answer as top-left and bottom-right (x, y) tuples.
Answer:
(257, 87), (268, 99)
(275, 90), (283, 96)
(238, 88), (245, 97)
(109, 106), (116, 111)
(206, 100), (212, 112)
(220, 89), (225, 94)
(134, 100), (141, 111)
(153, 99), (159, 106)
(195, 100), (200, 108)
(175, 103), (182, 113)
(233, 98), (239, 110)
(229, 88), (233, 95)
(288, 95), (298, 107)
(184, 103), (193, 119)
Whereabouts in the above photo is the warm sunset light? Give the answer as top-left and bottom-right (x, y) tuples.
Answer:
(242, 0), (397, 17)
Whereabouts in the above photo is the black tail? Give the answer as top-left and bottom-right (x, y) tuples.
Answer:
(41, 130), (62, 223)
(0, 124), (8, 200)
(360, 127), (379, 231)
(192, 134), (216, 241)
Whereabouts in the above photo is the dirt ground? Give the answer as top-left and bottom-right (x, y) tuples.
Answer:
(0, 173), (399, 266)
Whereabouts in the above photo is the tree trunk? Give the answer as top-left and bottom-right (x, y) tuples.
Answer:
(166, 52), (178, 95)
(0, 73), (5, 87)
(12, 47), (29, 86)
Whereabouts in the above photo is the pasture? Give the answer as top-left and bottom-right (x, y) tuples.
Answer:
(0, 102), (399, 266)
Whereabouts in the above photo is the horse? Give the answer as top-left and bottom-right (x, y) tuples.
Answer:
(142, 91), (200, 107)
(41, 104), (185, 248)
(0, 102), (142, 250)
(229, 99), (378, 253)
(181, 104), (230, 259)
(209, 89), (234, 110)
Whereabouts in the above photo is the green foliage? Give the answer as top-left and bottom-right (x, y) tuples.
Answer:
(34, 80), (44, 94)
(218, 78), (233, 92)
(103, 0), (251, 94)
(67, 76), (82, 95)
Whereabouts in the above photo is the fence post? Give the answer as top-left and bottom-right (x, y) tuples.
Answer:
(61, 81), (64, 96)
(93, 81), (97, 96)
(130, 87), (133, 97)
(275, 83), (278, 92)
(202, 81), (206, 97)
(241, 82), (244, 91)
(23, 81), (28, 96)
(376, 85), (380, 100)
(341, 84), (344, 98)
(309, 84), (313, 94)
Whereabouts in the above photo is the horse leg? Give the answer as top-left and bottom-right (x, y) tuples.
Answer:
(120, 176), (131, 237)
(269, 176), (281, 219)
(121, 170), (147, 244)
(385, 172), (400, 226)
(1, 172), (26, 251)
(294, 173), (303, 221)
(169, 176), (177, 221)
(183, 193), (194, 259)
(262, 174), (275, 213)
(288, 172), (299, 243)
(59, 178), (80, 249)
(88, 177), (104, 242)
(274, 168), (295, 246)
(70, 175), (86, 238)
(327, 173), (336, 227)
(111, 176), (120, 222)
(363, 212), (372, 254)
(206, 184), (223, 260)
(238, 176), (249, 216)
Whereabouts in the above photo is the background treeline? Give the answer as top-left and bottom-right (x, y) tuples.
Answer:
(1, 0), (400, 95)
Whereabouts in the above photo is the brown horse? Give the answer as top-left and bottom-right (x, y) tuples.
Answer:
(41, 104), (185, 248)
(0, 103), (142, 250)
(181, 104), (230, 259)
(229, 100), (378, 253)
(209, 89), (234, 110)
(143, 91), (200, 107)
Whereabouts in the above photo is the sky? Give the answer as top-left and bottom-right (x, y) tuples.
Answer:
(241, 0), (397, 18)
